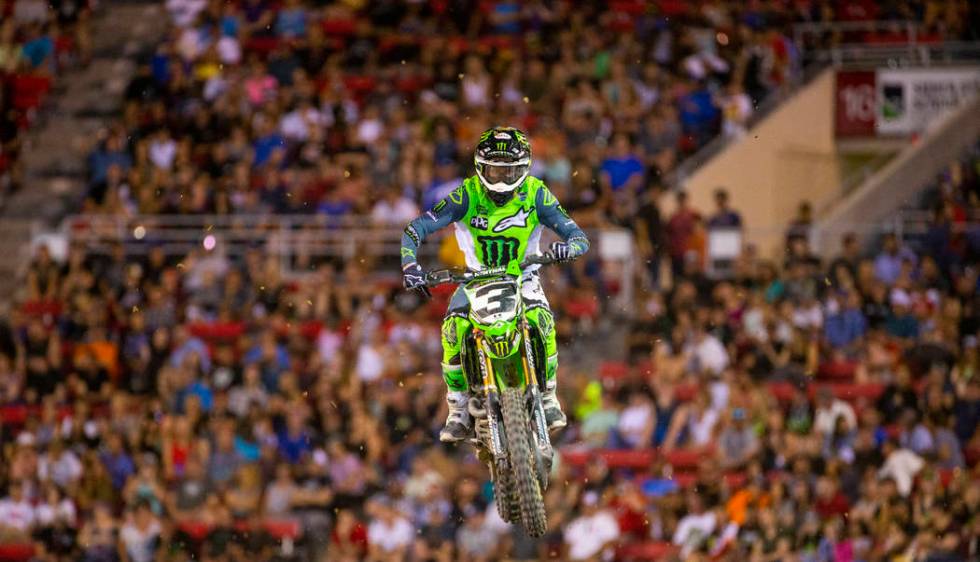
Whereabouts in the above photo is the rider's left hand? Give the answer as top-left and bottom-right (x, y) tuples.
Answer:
(549, 241), (575, 263)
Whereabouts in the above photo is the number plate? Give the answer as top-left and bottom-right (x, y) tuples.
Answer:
(465, 280), (519, 324)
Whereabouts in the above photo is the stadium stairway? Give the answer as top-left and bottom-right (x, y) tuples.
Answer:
(1, 0), (166, 224)
(0, 0), (167, 301)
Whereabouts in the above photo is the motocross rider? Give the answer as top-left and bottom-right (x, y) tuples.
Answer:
(401, 127), (590, 442)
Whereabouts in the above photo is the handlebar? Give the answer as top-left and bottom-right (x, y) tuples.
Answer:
(424, 254), (557, 287)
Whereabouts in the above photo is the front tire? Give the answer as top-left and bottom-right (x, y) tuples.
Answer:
(501, 388), (547, 537)
(492, 463), (520, 523)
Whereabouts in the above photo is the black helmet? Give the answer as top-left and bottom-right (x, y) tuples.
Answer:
(474, 126), (531, 206)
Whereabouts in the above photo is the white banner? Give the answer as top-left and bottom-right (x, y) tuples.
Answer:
(876, 67), (980, 135)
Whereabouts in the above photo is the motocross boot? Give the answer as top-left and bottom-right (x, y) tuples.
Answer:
(541, 379), (567, 431)
(439, 391), (472, 443)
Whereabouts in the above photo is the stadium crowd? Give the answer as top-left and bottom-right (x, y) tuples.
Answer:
(0, 0), (978, 561)
(0, 0), (92, 204)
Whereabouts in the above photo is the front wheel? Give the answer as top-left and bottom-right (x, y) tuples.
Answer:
(501, 388), (547, 537)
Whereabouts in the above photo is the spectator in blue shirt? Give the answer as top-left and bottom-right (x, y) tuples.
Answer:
(707, 189), (742, 229)
(275, 0), (307, 38)
(21, 25), (53, 69)
(678, 80), (720, 145)
(244, 330), (291, 391)
(885, 290), (919, 340)
(100, 434), (135, 491)
(874, 233), (917, 286)
(824, 292), (868, 349)
(600, 134), (645, 193)
(169, 325), (211, 374)
(277, 410), (312, 464)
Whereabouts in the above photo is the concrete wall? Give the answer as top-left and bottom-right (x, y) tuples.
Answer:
(677, 68), (840, 259)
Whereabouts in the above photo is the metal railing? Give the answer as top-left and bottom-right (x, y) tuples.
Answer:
(67, 214), (418, 277)
(810, 41), (980, 68)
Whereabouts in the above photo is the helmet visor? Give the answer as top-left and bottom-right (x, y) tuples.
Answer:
(477, 161), (529, 191)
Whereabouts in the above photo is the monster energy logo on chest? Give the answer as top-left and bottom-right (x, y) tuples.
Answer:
(477, 235), (519, 267)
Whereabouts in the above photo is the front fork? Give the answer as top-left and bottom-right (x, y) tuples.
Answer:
(521, 322), (553, 465)
(474, 332), (507, 462)
(474, 326), (553, 475)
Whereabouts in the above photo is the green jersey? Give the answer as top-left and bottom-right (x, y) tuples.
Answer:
(402, 175), (589, 271)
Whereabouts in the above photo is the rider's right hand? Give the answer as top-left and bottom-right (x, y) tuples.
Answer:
(402, 262), (431, 298)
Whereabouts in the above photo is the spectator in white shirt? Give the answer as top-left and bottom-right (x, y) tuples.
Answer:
(563, 491), (620, 561)
(165, 0), (206, 27)
(148, 129), (178, 171)
(119, 501), (161, 562)
(38, 439), (83, 489)
(34, 484), (76, 529)
(370, 188), (420, 226)
(689, 326), (729, 375)
(813, 387), (857, 437)
(878, 439), (925, 497)
(0, 481), (35, 537)
(673, 494), (717, 557)
(366, 500), (414, 561)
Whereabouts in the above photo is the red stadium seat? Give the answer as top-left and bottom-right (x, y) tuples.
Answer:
(965, 446), (980, 467)
(616, 541), (678, 561)
(320, 18), (356, 36)
(723, 471), (747, 489)
(768, 382), (797, 402)
(662, 448), (708, 469)
(12, 74), (51, 111)
(673, 383), (698, 402)
(0, 405), (29, 425)
(177, 520), (212, 541)
(243, 36), (281, 57)
(263, 518), (302, 540)
(188, 321), (245, 342)
(599, 361), (629, 380)
(0, 544), (36, 562)
(817, 359), (858, 380)
(559, 448), (655, 470)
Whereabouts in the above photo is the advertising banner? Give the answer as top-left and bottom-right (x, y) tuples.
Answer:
(876, 68), (980, 135)
(835, 68), (980, 137)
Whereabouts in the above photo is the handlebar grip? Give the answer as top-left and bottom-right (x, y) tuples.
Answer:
(520, 253), (556, 267)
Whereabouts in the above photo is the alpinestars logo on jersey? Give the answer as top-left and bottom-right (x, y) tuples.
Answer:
(493, 207), (532, 233)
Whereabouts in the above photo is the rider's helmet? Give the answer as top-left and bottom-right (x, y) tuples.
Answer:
(474, 126), (531, 206)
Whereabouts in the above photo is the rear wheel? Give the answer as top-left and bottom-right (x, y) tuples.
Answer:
(501, 388), (547, 537)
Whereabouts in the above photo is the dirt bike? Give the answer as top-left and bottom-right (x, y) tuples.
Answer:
(424, 255), (557, 537)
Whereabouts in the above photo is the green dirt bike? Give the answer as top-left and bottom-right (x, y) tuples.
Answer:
(424, 255), (556, 537)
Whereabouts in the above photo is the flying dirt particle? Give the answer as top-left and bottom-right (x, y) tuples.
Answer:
(523, 96), (529, 103)
(572, 170), (579, 177)
(176, 263), (184, 269)
(206, 225), (213, 231)
(307, 300), (313, 306)
(458, 73), (465, 79)
(329, 401), (337, 409)
(754, 135), (758, 139)
(132, 306), (139, 313)
(398, 381), (404, 387)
